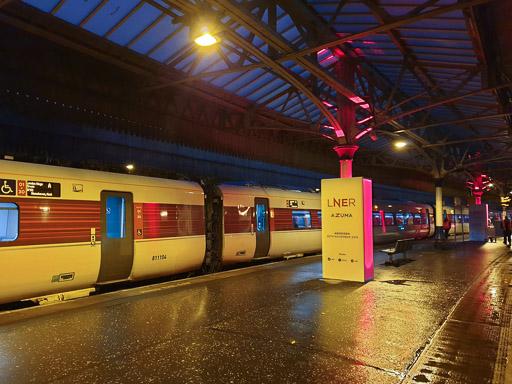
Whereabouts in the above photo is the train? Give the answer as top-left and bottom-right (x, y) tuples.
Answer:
(1, 160), (437, 305)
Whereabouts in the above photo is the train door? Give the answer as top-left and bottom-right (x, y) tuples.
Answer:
(426, 208), (435, 236)
(97, 191), (134, 283)
(254, 198), (270, 258)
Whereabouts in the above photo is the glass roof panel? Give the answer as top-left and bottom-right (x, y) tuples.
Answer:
(129, 15), (174, 55)
(107, 3), (162, 46)
(148, 27), (190, 63)
(51, 0), (104, 26)
(82, 0), (142, 36)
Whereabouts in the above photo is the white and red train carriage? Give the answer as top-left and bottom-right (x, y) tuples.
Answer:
(372, 200), (434, 242)
(0, 160), (206, 304)
(208, 184), (322, 265)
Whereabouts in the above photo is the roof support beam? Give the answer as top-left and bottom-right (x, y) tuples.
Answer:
(384, 69), (476, 116)
(362, 0), (482, 138)
(383, 64), (406, 115)
(246, 126), (334, 141)
(363, 58), (480, 71)
(422, 134), (510, 148)
(375, 83), (512, 129)
(327, 0), (349, 29)
(395, 113), (512, 133)
(205, 0), (437, 147)
(50, 0), (65, 14)
(222, 28), (342, 133)
(281, 0), (493, 61)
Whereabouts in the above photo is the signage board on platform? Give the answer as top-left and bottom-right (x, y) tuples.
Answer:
(321, 177), (373, 282)
(469, 204), (488, 241)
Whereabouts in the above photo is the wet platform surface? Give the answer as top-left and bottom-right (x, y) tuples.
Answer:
(1, 240), (511, 384)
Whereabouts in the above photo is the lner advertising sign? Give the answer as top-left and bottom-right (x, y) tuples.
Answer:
(321, 177), (374, 282)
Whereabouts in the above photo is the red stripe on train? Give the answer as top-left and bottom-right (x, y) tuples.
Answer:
(0, 198), (101, 247)
(224, 206), (253, 234)
(274, 208), (321, 231)
(142, 203), (205, 238)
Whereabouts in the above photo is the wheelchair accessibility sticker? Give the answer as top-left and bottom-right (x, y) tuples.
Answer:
(0, 179), (16, 195)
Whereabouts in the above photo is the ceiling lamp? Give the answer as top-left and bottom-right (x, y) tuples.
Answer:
(394, 141), (407, 148)
(194, 31), (218, 46)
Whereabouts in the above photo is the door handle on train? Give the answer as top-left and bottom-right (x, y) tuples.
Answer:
(90, 228), (96, 246)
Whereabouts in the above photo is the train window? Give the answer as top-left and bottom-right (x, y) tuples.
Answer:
(464, 215), (469, 223)
(404, 212), (414, 225)
(0, 203), (18, 242)
(384, 213), (394, 225)
(318, 211), (322, 227)
(395, 213), (404, 225)
(413, 214), (421, 225)
(372, 213), (382, 227)
(293, 211), (311, 228)
(106, 197), (126, 238)
(256, 204), (266, 231)
(420, 213), (427, 224)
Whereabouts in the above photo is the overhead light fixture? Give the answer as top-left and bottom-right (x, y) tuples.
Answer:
(190, 4), (222, 47)
(126, 164), (134, 170)
(194, 32), (217, 46)
(394, 141), (407, 148)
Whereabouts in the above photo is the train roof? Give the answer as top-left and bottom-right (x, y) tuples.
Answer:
(218, 183), (320, 201)
(0, 160), (203, 192)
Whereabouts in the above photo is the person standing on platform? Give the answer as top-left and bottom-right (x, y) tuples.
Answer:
(501, 216), (511, 246)
(443, 217), (451, 239)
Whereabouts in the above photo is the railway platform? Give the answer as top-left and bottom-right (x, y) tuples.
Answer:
(0, 240), (511, 384)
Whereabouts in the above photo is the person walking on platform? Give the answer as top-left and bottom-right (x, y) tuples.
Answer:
(443, 217), (451, 239)
(502, 216), (511, 246)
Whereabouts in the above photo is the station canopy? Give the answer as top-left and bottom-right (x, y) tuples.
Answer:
(3, 0), (512, 187)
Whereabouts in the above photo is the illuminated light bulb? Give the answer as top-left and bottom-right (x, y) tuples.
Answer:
(126, 164), (134, 170)
(194, 33), (217, 46)
(394, 141), (407, 148)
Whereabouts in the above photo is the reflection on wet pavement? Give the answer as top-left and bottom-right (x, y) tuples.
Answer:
(0, 241), (511, 383)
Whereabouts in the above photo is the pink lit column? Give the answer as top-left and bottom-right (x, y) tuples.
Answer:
(335, 59), (356, 142)
(333, 58), (358, 178)
(334, 145), (359, 178)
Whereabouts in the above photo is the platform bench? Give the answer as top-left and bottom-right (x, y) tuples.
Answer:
(381, 238), (414, 264)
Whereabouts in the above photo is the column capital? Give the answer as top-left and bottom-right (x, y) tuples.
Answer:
(333, 145), (359, 160)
